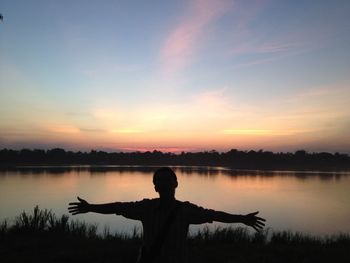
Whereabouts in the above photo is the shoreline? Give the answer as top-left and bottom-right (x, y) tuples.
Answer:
(1, 164), (350, 173)
(1, 148), (350, 171)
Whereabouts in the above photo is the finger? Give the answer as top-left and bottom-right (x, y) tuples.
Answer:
(256, 216), (266, 221)
(68, 208), (81, 213)
(255, 224), (264, 230)
(77, 196), (85, 202)
(68, 207), (81, 211)
(69, 210), (80, 214)
(253, 221), (263, 228)
(250, 211), (259, 216)
(252, 225), (260, 232)
(68, 204), (81, 207)
(256, 221), (265, 227)
(257, 222), (265, 227)
(256, 222), (265, 226)
(255, 223), (264, 229)
(69, 202), (81, 205)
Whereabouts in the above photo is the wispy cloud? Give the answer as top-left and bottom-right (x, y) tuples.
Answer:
(287, 85), (350, 102)
(194, 87), (232, 109)
(230, 39), (304, 56)
(226, 1), (339, 67)
(110, 129), (143, 134)
(47, 125), (80, 134)
(160, 0), (231, 75)
(79, 128), (106, 133)
(221, 128), (315, 136)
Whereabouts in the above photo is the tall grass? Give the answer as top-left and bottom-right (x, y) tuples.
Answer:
(13, 206), (51, 232)
(1, 206), (350, 263)
(0, 219), (8, 235)
(2, 206), (350, 245)
(190, 226), (268, 245)
(7, 206), (100, 239)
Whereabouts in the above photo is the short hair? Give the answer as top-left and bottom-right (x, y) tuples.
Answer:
(153, 167), (177, 185)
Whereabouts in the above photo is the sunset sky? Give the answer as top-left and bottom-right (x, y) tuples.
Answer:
(1, 0), (350, 153)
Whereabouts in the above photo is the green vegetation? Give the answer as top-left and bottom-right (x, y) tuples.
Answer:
(1, 206), (349, 262)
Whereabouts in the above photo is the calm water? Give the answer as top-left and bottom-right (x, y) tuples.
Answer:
(1, 166), (349, 236)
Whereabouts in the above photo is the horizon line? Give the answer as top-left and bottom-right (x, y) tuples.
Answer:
(1, 147), (349, 156)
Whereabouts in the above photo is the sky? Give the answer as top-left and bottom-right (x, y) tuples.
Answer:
(1, 0), (350, 153)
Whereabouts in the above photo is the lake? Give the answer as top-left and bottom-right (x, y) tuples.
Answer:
(1, 166), (349, 236)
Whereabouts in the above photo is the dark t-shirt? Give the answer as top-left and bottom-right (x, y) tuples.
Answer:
(115, 198), (215, 263)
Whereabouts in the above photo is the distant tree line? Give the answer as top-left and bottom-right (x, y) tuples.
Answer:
(0, 148), (349, 170)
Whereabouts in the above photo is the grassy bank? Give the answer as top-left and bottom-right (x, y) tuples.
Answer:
(1, 206), (349, 263)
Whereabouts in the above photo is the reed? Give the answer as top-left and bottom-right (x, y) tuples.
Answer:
(1, 206), (349, 263)
(3, 206), (350, 244)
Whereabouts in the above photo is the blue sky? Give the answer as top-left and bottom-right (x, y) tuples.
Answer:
(1, 0), (350, 152)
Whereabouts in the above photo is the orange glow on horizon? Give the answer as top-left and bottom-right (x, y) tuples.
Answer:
(119, 147), (197, 153)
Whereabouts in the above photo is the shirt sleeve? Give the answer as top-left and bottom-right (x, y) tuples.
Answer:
(115, 198), (151, 220)
(182, 201), (215, 224)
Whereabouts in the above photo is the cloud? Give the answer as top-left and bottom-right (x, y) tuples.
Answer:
(47, 125), (80, 134)
(92, 108), (120, 120)
(221, 128), (315, 136)
(110, 129), (143, 134)
(194, 88), (230, 108)
(287, 85), (350, 102)
(230, 39), (304, 57)
(226, 1), (340, 67)
(124, 87), (239, 135)
(160, 0), (231, 75)
(79, 128), (106, 133)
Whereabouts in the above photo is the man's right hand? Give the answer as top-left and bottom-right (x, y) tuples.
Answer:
(242, 211), (266, 232)
(68, 196), (90, 215)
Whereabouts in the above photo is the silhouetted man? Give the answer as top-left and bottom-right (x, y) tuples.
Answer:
(68, 167), (265, 263)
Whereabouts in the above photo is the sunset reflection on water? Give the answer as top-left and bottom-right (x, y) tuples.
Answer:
(1, 166), (349, 236)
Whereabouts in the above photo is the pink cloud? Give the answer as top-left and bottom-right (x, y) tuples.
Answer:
(194, 88), (231, 109)
(160, 0), (231, 75)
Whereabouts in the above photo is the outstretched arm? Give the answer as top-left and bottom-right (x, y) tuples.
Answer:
(68, 196), (120, 215)
(211, 211), (266, 232)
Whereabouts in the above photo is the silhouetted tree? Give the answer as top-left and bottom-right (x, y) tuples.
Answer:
(0, 148), (349, 170)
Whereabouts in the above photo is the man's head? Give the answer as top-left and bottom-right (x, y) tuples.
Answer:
(153, 167), (178, 199)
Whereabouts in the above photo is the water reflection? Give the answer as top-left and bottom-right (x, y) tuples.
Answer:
(0, 165), (348, 180)
(1, 166), (349, 236)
